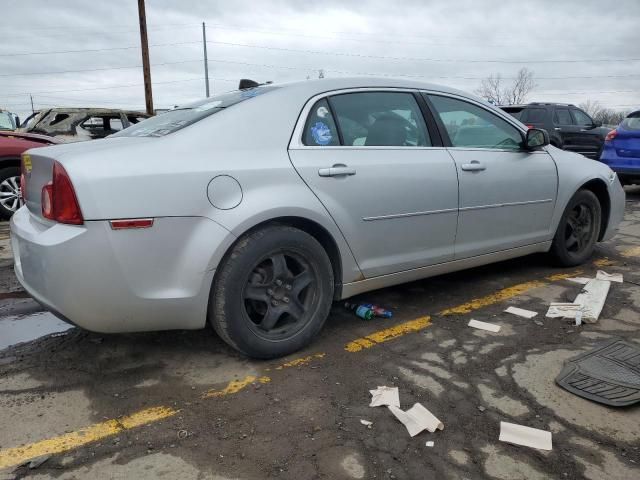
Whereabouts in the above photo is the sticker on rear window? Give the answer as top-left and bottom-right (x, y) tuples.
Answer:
(316, 106), (329, 118)
(194, 101), (222, 112)
(311, 122), (332, 146)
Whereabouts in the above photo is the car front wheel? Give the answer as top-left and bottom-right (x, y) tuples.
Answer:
(0, 167), (22, 219)
(550, 189), (601, 266)
(210, 224), (334, 358)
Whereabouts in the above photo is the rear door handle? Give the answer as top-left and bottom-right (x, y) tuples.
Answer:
(318, 165), (356, 177)
(460, 161), (486, 172)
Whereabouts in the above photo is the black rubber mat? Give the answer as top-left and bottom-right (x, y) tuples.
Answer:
(556, 339), (640, 407)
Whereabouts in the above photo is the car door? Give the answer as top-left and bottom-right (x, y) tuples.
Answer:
(425, 93), (557, 259)
(288, 90), (459, 278)
(552, 106), (581, 152)
(570, 108), (603, 159)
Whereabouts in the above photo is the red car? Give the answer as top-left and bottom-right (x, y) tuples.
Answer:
(0, 131), (59, 219)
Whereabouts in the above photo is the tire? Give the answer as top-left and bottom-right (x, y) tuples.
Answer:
(550, 189), (601, 267)
(210, 225), (334, 359)
(0, 166), (21, 220)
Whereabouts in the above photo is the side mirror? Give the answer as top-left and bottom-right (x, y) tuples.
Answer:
(526, 128), (549, 150)
(592, 121), (602, 128)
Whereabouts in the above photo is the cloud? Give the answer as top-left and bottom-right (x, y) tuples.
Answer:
(1, 0), (638, 119)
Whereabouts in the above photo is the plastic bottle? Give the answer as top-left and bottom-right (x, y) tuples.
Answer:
(344, 302), (374, 320)
(361, 303), (393, 318)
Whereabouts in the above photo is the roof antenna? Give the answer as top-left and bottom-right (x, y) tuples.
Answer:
(239, 79), (260, 90)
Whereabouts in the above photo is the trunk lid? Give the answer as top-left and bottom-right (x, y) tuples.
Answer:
(613, 125), (640, 158)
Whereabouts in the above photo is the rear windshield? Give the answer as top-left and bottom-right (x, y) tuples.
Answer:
(524, 108), (546, 123)
(621, 111), (640, 131)
(501, 107), (525, 120)
(114, 86), (278, 137)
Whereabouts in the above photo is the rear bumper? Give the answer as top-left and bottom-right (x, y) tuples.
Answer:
(10, 207), (234, 333)
(600, 146), (640, 177)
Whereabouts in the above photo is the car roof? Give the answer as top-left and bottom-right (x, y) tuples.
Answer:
(272, 77), (483, 102)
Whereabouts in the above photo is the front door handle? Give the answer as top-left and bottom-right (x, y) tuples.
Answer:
(460, 161), (486, 172)
(318, 165), (356, 177)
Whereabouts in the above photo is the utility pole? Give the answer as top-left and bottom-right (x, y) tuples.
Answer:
(202, 22), (210, 97)
(137, 0), (154, 115)
(30, 94), (34, 113)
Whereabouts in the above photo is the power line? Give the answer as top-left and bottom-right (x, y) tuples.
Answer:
(3, 54), (640, 81)
(5, 38), (640, 65)
(204, 40), (640, 64)
(2, 77), (237, 97)
(202, 22), (626, 49)
(0, 41), (202, 57)
(0, 59), (201, 77)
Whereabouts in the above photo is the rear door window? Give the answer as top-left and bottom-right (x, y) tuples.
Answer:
(554, 108), (573, 125)
(328, 92), (430, 147)
(302, 98), (340, 146)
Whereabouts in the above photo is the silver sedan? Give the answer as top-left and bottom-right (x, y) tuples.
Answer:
(11, 78), (625, 358)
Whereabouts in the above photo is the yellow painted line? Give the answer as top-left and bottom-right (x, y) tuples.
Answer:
(621, 246), (640, 258)
(439, 280), (546, 315)
(594, 257), (616, 267)
(345, 316), (431, 352)
(0, 406), (176, 470)
(439, 270), (583, 316)
(274, 353), (326, 370)
(202, 375), (271, 399)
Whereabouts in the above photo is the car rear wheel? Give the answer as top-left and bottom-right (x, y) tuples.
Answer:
(210, 225), (334, 358)
(550, 189), (601, 266)
(0, 167), (22, 219)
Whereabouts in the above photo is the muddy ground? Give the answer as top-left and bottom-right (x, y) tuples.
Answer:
(1, 189), (640, 479)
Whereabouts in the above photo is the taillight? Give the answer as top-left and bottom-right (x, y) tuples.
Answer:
(526, 125), (534, 129)
(41, 161), (83, 225)
(605, 129), (617, 142)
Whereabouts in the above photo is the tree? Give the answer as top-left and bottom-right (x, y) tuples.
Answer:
(579, 100), (630, 126)
(318, 69), (325, 79)
(476, 68), (536, 105)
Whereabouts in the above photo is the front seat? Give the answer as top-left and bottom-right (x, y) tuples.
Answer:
(365, 114), (407, 146)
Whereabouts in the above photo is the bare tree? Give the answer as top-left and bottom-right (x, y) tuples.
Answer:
(318, 69), (325, 79)
(476, 68), (536, 105)
(580, 99), (630, 126)
(579, 99), (604, 119)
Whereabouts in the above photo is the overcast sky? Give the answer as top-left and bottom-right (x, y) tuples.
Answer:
(2, 0), (639, 119)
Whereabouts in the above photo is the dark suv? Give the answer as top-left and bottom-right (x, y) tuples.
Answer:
(500, 103), (611, 160)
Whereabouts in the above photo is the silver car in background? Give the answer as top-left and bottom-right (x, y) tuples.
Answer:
(11, 78), (625, 358)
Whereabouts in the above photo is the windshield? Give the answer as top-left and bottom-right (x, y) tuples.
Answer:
(114, 86), (278, 138)
(0, 111), (16, 130)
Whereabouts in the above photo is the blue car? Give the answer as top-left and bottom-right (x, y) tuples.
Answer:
(600, 110), (640, 185)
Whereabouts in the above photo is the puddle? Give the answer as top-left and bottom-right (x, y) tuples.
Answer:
(0, 312), (74, 351)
